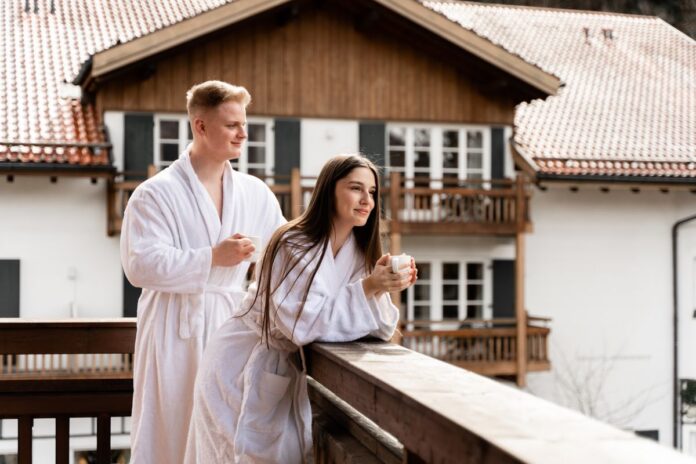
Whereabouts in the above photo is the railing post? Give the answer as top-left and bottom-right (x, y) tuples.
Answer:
(389, 172), (403, 324)
(515, 174), (527, 387)
(56, 415), (69, 464)
(291, 168), (302, 219)
(97, 413), (111, 464)
(18, 416), (32, 464)
(147, 164), (158, 178)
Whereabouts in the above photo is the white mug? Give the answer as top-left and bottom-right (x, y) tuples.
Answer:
(391, 253), (412, 273)
(244, 235), (262, 262)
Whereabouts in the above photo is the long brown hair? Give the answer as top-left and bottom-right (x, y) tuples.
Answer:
(249, 154), (383, 344)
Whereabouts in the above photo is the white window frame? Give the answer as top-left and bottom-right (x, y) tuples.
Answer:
(153, 114), (274, 179)
(234, 118), (275, 181)
(385, 123), (492, 188)
(405, 258), (492, 326)
(154, 114), (190, 168)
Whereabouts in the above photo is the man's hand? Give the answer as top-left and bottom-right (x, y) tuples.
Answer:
(211, 233), (255, 267)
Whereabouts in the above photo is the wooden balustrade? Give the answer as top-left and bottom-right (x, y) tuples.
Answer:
(400, 318), (551, 376)
(1, 320), (689, 463)
(0, 319), (136, 464)
(107, 168), (531, 236)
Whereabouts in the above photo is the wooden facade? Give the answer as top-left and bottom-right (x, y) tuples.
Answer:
(95, 1), (519, 124)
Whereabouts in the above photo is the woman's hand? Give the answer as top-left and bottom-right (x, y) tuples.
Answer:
(363, 254), (417, 298)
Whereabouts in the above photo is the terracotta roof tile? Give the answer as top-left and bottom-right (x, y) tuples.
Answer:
(423, 1), (696, 180)
(0, 0), (233, 167)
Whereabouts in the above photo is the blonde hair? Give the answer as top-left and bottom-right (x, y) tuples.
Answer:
(186, 80), (251, 116)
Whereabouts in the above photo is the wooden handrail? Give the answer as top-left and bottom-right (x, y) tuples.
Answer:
(307, 341), (693, 464)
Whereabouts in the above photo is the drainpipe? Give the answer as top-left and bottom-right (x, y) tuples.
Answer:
(672, 213), (696, 448)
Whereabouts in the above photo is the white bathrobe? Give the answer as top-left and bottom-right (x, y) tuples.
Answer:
(120, 147), (285, 464)
(185, 233), (399, 463)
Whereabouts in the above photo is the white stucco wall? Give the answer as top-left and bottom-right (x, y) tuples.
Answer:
(0, 176), (122, 318)
(525, 184), (696, 447)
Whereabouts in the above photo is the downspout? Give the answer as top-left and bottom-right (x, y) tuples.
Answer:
(673, 213), (696, 448)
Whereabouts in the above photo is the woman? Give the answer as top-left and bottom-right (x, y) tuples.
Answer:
(185, 154), (416, 463)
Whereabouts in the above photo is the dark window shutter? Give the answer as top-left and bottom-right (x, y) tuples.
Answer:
(124, 114), (154, 180)
(491, 127), (506, 181)
(359, 122), (386, 168)
(0, 260), (20, 317)
(492, 259), (515, 319)
(123, 273), (141, 318)
(274, 118), (301, 184)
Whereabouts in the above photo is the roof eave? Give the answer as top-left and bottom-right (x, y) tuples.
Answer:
(376, 0), (561, 96)
(535, 172), (696, 186)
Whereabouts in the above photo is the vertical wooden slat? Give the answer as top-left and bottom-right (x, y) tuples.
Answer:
(56, 416), (69, 464)
(290, 168), (301, 219)
(18, 416), (32, 464)
(97, 414), (111, 464)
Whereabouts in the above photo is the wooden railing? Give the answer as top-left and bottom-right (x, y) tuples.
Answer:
(401, 320), (550, 376)
(307, 340), (693, 464)
(0, 321), (691, 464)
(107, 168), (531, 236)
(0, 319), (136, 464)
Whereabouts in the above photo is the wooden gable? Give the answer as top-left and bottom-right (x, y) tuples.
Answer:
(94, 1), (548, 125)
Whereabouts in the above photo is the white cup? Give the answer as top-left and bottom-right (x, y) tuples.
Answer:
(391, 253), (412, 273)
(244, 235), (262, 262)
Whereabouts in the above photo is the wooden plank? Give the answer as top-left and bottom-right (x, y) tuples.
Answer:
(97, 414), (111, 464)
(307, 341), (694, 464)
(18, 416), (32, 464)
(56, 416), (69, 464)
(0, 320), (136, 354)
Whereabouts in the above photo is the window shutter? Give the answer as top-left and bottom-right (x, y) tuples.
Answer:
(0, 260), (20, 317)
(492, 259), (515, 319)
(274, 118), (301, 184)
(359, 122), (386, 168)
(124, 114), (154, 180)
(491, 127), (506, 181)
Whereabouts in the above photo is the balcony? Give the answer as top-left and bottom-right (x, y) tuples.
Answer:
(400, 316), (551, 377)
(107, 168), (532, 237)
(0, 320), (688, 464)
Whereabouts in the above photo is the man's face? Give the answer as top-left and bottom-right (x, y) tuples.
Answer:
(193, 100), (247, 161)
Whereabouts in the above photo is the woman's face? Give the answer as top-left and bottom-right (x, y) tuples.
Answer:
(333, 167), (376, 229)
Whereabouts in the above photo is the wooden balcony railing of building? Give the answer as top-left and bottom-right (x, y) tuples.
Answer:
(107, 167), (531, 237)
(0, 319), (135, 464)
(1, 319), (692, 464)
(400, 316), (551, 377)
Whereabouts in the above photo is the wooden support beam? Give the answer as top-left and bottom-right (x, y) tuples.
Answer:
(515, 175), (527, 387)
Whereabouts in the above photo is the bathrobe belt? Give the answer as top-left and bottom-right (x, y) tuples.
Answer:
(178, 285), (244, 339)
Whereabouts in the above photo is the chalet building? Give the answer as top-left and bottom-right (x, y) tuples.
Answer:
(0, 0), (694, 461)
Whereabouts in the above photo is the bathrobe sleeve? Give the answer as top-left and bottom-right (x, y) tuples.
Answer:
(120, 187), (212, 293)
(270, 246), (399, 346)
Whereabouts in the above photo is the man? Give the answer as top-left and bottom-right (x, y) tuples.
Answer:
(121, 81), (285, 463)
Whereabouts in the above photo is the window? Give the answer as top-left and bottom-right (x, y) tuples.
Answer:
(386, 124), (490, 186)
(0, 260), (19, 317)
(404, 263), (431, 320)
(153, 115), (274, 179)
(404, 259), (489, 322)
(154, 115), (190, 168)
(229, 119), (275, 180)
